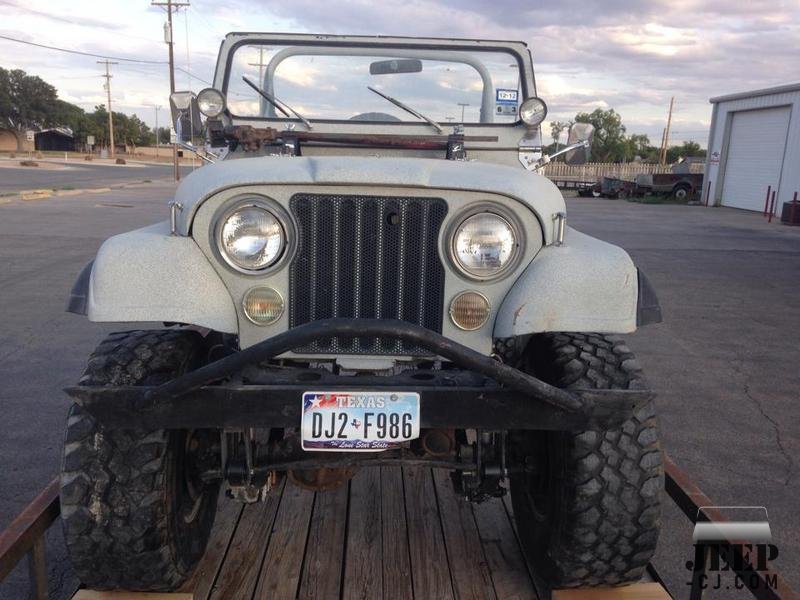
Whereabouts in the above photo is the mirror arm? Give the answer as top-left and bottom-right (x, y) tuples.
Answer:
(176, 141), (215, 163)
(532, 140), (590, 171)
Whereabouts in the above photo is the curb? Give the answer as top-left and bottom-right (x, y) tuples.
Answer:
(3, 179), (175, 205)
(21, 190), (53, 201)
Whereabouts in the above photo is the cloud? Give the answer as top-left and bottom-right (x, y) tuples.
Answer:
(0, 0), (797, 146)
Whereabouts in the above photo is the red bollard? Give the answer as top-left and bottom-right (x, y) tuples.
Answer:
(763, 185), (772, 216)
(790, 191), (798, 225)
(768, 191), (776, 223)
(705, 180), (712, 206)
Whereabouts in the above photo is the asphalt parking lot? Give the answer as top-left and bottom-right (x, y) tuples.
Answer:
(0, 185), (798, 598)
(0, 158), (195, 193)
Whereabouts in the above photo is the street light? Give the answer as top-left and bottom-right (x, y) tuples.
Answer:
(457, 103), (470, 123)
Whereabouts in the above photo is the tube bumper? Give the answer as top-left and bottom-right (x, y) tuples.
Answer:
(65, 318), (653, 431)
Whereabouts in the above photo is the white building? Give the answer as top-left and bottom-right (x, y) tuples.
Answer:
(703, 83), (800, 214)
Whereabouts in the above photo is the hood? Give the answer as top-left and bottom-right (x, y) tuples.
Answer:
(173, 156), (565, 244)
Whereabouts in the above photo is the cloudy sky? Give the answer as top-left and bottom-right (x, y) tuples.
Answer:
(2, 0), (798, 147)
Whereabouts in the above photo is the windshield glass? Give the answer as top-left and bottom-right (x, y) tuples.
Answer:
(225, 44), (524, 124)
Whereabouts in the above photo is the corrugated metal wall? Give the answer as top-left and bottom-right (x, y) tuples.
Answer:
(703, 86), (800, 213)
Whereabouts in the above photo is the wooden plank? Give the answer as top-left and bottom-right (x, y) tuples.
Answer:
(342, 470), (383, 600)
(73, 593), (193, 600)
(27, 536), (48, 600)
(208, 481), (284, 600)
(379, 468), (413, 600)
(501, 493), (538, 586)
(297, 485), (349, 600)
(253, 483), (315, 599)
(0, 478), (59, 581)
(180, 490), (243, 599)
(431, 470), (496, 600)
(402, 468), (454, 600)
(472, 497), (537, 600)
(552, 582), (670, 600)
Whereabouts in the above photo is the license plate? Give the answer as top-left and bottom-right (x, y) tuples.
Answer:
(301, 391), (420, 451)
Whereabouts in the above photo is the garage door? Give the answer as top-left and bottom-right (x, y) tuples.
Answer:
(721, 106), (791, 211)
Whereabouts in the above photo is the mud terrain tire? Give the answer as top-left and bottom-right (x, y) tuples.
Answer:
(60, 330), (219, 591)
(509, 333), (663, 588)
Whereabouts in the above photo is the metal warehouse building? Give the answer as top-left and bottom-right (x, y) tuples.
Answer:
(703, 83), (799, 214)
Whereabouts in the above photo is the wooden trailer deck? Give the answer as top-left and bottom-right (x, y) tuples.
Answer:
(15, 459), (767, 600)
(64, 466), (667, 600)
(179, 467), (537, 600)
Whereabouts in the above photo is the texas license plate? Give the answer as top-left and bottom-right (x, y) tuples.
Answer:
(301, 391), (420, 451)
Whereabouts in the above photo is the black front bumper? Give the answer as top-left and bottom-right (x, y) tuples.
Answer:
(65, 319), (652, 431)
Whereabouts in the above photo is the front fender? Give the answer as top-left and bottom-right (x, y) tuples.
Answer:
(67, 221), (238, 333)
(494, 228), (658, 337)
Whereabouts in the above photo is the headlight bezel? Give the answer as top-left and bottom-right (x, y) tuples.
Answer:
(197, 87), (226, 118)
(212, 195), (295, 275)
(446, 203), (525, 282)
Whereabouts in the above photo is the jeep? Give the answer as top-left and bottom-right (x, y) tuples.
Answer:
(62, 32), (663, 591)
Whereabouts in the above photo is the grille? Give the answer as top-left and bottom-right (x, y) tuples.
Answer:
(289, 193), (448, 354)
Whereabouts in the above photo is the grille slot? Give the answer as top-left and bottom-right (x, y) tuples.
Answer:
(289, 193), (448, 354)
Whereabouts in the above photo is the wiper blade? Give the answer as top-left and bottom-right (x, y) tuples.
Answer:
(242, 76), (313, 130)
(367, 86), (443, 133)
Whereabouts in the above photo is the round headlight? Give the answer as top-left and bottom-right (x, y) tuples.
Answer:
(219, 205), (285, 271)
(519, 97), (547, 126)
(197, 88), (225, 118)
(453, 212), (518, 279)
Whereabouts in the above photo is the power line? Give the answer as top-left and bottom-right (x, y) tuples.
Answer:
(0, 33), (166, 64)
(0, 0), (161, 44)
(0, 33), (211, 84)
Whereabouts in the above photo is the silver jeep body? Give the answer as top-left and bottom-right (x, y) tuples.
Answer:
(73, 33), (647, 365)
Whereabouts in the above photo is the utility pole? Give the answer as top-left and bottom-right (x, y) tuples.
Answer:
(97, 60), (118, 158)
(248, 48), (268, 115)
(457, 103), (470, 123)
(248, 47), (267, 86)
(152, 0), (190, 180)
(660, 97), (675, 165)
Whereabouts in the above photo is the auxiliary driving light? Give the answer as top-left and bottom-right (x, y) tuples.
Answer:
(243, 287), (284, 325)
(449, 291), (491, 331)
(197, 88), (226, 118)
(519, 97), (547, 126)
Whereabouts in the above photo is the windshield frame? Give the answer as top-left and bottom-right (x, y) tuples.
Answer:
(219, 36), (533, 128)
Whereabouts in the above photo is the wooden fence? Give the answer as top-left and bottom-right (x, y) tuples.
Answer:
(543, 161), (705, 181)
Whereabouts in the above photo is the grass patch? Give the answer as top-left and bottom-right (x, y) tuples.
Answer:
(54, 185), (76, 191)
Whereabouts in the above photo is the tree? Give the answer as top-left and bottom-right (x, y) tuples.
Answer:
(157, 126), (171, 145)
(0, 67), (59, 130)
(626, 134), (651, 160)
(574, 108), (628, 162)
(666, 140), (705, 163)
(549, 120), (569, 152)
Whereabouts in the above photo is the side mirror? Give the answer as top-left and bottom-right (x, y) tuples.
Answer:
(565, 123), (595, 165)
(169, 91), (203, 142)
(370, 59), (423, 75)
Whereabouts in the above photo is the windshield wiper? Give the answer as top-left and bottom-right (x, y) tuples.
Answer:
(367, 86), (443, 133)
(242, 76), (313, 130)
